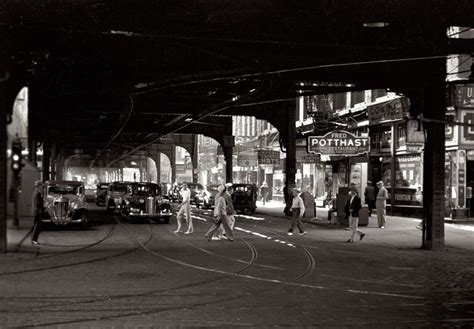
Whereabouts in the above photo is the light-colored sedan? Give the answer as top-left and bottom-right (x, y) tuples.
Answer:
(42, 180), (89, 228)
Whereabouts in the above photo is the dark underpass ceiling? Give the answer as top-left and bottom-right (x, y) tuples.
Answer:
(1, 0), (474, 158)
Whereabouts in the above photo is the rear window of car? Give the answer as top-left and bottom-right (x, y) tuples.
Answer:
(48, 185), (80, 195)
(133, 184), (161, 196)
(188, 184), (202, 191)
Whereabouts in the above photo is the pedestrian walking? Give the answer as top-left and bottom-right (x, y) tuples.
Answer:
(213, 183), (236, 240)
(364, 181), (376, 216)
(376, 181), (388, 228)
(260, 181), (269, 205)
(205, 185), (234, 241)
(287, 188), (306, 236)
(31, 180), (44, 245)
(174, 183), (193, 234)
(345, 189), (365, 243)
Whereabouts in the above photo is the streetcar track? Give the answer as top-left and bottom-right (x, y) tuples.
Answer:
(2, 224), (118, 264)
(241, 223), (317, 280)
(9, 294), (252, 328)
(6, 206), (466, 328)
(126, 218), (426, 300)
(295, 245), (316, 280)
(167, 222), (283, 270)
(0, 218), (153, 276)
(217, 218), (435, 297)
(234, 237), (257, 274)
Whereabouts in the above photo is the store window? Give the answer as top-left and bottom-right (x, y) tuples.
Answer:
(371, 126), (392, 151)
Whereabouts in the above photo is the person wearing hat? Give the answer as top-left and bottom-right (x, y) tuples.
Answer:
(31, 180), (44, 245)
(287, 188), (306, 236)
(213, 183), (236, 240)
(205, 185), (234, 241)
(375, 181), (388, 228)
(364, 181), (375, 217)
(174, 183), (193, 234)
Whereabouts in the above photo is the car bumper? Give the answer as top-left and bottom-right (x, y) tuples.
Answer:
(42, 218), (86, 225)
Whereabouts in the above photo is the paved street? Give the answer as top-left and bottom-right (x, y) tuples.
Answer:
(1, 201), (474, 328)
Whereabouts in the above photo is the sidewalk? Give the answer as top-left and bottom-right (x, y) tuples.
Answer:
(255, 200), (474, 252)
(5, 216), (34, 251)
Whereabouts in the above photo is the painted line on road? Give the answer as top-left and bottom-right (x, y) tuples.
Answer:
(235, 227), (296, 248)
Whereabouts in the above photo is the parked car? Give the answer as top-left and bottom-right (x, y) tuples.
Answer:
(195, 184), (220, 209)
(95, 182), (109, 206)
(121, 182), (172, 223)
(185, 182), (203, 204)
(168, 184), (182, 203)
(41, 180), (89, 228)
(106, 181), (132, 213)
(232, 183), (258, 214)
(168, 182), (203, 204)
(84, 186), (97, 202)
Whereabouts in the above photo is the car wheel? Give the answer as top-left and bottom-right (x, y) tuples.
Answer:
(80, 213), (89, 229)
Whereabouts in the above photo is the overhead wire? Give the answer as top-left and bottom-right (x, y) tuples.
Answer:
(91, 94), (135, 167)
(105, 78), (269, 167)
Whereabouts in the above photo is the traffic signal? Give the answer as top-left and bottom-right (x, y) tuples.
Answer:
(11, 139), (23, 178)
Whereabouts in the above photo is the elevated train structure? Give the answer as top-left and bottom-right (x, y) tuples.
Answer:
(1, 1), (474, 250)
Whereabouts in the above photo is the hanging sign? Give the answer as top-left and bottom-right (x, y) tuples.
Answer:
(296, 146), (321, 162)
(257, 150), (280, 165)
(307, 130), (370, 156)
(367, 97), (410, 124)
(237, 154), (257, 166)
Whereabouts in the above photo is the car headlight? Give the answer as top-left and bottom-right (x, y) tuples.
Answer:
(139, 199), (145, 203)
(130, 207), (140, 212)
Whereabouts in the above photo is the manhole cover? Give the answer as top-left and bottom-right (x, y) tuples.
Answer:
(118, 272), (157, 279)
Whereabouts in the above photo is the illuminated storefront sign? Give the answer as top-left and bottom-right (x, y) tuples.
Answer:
(307, 130), (370, 156)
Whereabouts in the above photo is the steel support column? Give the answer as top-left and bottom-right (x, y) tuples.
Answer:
(42, 141), (51, 181)
(49, 143), (57, 180)
(192, 135), (198, 183)
(155, 153), (161, 183)
(171, 146), (176, 184)
(223, 145), (233, 184)
(0, 70), (7, 252)
(422, 79), (446, 250)
(285, 101), (297, 189)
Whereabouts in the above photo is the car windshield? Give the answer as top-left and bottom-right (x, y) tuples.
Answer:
(48, 185), (81, 195)
(188, 185), (201, 191)
(133, 185), (160, 196)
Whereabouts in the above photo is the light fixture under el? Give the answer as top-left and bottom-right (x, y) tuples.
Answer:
(363, 22), (389, 28)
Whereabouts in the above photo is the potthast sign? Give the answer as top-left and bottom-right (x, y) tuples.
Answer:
(307, 130), (370, 156)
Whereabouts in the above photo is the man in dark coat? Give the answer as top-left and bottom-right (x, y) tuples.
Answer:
(364, 181), (376, 216)
(31, 180), (44, 245)
(344, 188), (365, 243)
